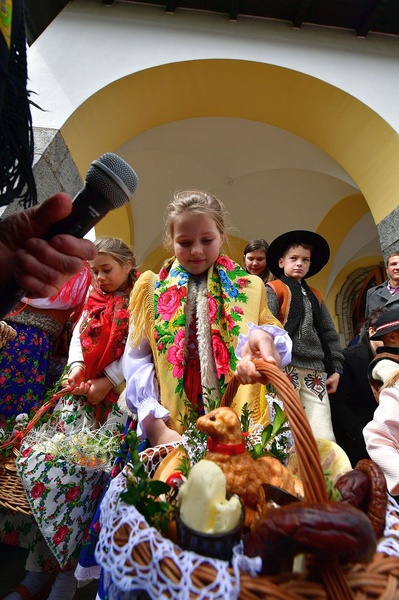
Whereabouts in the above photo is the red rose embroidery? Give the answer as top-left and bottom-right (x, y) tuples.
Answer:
(157, 286), (186, 321)
(167, 329), (185, 379)
(211, 331), (231, 376)
(208, 296), (218, 322)
(115, 307), (129, 321)
(216, 255), (235, 270)
(237, 277), (249, 289)
(3, 530), (20, 545)
(90, 485), (102, 501)
(159, 266), (168, 280)
(31, 482), (46, 499)
(53, 525), (69, 545)
(65, 485), (81, 502)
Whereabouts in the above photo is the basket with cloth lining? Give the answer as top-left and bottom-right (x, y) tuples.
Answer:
(95, 359), (399, 599)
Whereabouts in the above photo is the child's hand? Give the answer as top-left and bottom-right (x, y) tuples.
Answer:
(325, 372), (340, 394)
(143, 413), (182, 447)
(84, 376), (114, 405)
(67, 364), (87, 389)
(236, 329), (282, 384)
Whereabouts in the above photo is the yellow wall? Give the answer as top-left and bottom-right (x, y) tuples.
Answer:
(62, 59), (399, 235)
(61, 59), (399, 316)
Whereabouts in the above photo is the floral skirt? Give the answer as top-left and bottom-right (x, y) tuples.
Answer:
(0, 508), (62, 571)
(0, 323), (53, 420)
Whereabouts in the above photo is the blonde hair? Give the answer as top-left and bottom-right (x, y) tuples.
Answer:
(94, 237), (138, 286)
(164, 190), (228, 250)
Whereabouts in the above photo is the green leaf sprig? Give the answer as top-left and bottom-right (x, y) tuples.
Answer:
(246, 401), (291, 463)
(120, 431), (173, 534)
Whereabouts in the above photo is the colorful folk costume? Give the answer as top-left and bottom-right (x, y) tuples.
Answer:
(363, 311), (399, 498)
(0, 282), (134, 577)
(124, 255), (291, 437)
(54, 282), (133, 431)
(0, 269), (91, 420)
(266, 230), (344, 441)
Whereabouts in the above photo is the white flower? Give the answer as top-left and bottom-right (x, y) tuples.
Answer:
(15, 413), (29, 423)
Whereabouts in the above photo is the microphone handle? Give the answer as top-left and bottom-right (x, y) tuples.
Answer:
(0, 186), (113, 319)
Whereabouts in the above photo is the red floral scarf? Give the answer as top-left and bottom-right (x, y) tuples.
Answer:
(79, 284), (131, 422)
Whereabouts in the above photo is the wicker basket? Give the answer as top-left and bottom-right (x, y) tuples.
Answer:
(0, 321), (17, 349)
(0, 450), (32, 515)
(0, 392), (63, 516)
(98, 359), (399, 600)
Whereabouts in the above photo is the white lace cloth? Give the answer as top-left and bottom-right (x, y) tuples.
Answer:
(95, 453), (399, 600)
(377, 494), (399, 556)
(95, 467), (246, 600)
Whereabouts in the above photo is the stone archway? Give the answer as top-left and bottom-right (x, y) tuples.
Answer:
(335, 264), (386, 345)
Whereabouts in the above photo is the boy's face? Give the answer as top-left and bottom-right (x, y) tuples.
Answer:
(278, 244), (311, 281)
(382, 329), (399, 348)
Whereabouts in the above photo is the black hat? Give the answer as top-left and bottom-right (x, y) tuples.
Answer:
(369, 307), (399, 340)
(266, 230), (330, 279)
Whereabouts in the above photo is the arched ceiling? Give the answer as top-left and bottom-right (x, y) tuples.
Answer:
(61, 58), (399, 312)
(115, 116), (381, 285)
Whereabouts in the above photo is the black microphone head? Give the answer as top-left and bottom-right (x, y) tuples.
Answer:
(87, 153), (139, 209)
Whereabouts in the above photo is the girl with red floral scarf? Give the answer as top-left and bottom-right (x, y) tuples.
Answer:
(58, 236), (138, 429)
(2, 237), (138, 600)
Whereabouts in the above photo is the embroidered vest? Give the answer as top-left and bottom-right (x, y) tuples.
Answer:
(266, 279), (323, 326)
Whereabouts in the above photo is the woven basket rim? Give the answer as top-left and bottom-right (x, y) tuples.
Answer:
(108, 360), (398, 600)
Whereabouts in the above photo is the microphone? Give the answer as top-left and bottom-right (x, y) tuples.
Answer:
(0, 152), (139, 319)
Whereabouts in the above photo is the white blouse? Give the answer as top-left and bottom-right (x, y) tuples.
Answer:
(123, 322), (292, 437)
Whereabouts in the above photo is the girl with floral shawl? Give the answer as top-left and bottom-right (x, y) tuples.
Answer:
(123, 190), (292, 448)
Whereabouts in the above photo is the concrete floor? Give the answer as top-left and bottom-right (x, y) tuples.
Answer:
(0, 543), (98, 599)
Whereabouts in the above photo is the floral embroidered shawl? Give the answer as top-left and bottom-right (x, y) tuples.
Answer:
(79, 285), (131, 422)
(129, 255), (281, 432)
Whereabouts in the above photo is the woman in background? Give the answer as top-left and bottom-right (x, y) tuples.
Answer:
(0, 268), (91, 420)
(243, 238), (274, 284)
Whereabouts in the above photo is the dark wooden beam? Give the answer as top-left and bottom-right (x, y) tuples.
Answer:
(355, 0), (389, 37)
(229, 0), (239, 21)
(293, 0), (312, 29)
(165, 0), (176, 13)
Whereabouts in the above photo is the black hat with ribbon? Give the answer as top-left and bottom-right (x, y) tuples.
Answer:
(369, 306), (399, 340)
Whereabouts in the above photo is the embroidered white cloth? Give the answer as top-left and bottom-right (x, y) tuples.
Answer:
(378, 494), (399, 556)
(95, 441), (399, 600)
(95, 466), (243, 600)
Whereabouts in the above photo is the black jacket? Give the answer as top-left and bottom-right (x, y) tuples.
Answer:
(365, 281), (399, 316)
(329, 337), (378, 467)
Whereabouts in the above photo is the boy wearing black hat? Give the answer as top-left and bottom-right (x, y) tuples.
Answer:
(366, 305), (399, 394)
(266, 230), (344, 441)
(363, 306), (399, 497)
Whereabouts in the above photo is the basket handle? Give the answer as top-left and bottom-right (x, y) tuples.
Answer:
(221, 359), (354, 599)
(221, 359), (328, 504)
(0, 390), (66, 453)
